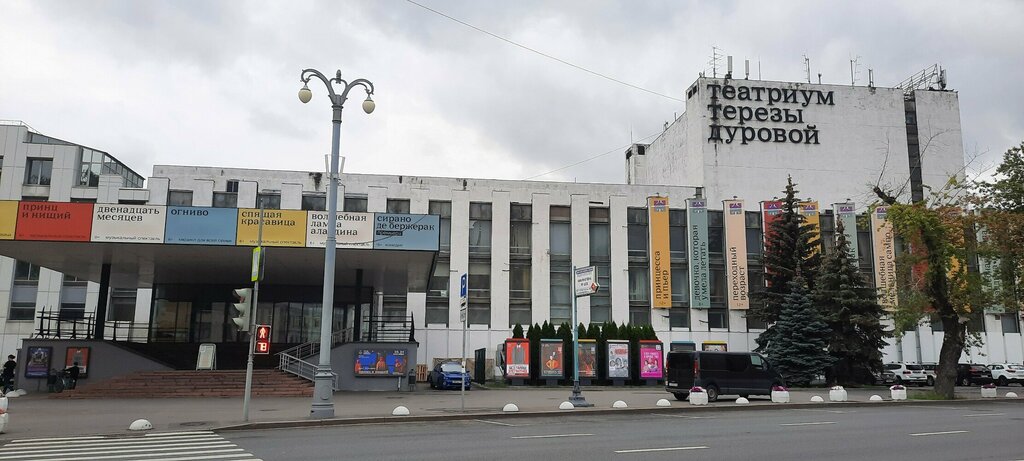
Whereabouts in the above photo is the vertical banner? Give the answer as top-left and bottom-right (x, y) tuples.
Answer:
(760, 200), (783, 246)
(871, 206), (898, 309)
(833, 202), (859, 262)
(0, 200), (19, 240)
(648, 197), (672, 309)
(723, 199), (749, 309)
(686, 198), (710, 309)
(799, 201), (821, 252)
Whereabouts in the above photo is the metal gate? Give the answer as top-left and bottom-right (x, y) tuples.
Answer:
(474, 348), (486, 384)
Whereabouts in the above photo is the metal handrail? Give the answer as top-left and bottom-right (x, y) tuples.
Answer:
(278, 351), (339, 390)
(276, 327), (353, 359)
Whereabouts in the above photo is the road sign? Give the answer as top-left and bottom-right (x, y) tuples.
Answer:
(574, 266), (599, 297)
(460, 307), (467, 323)
(254, 324), (271, 355)
(250, 247), (262, 282)
(460, 273), (468, 297)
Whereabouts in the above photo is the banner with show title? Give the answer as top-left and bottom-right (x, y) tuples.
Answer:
(0, 200), (19, 240)
(833, 202), (859, 262)
(977, 226), (1003, 314)
(648, 197), (672, 309)
(236, 209), (307, 247)
(799, 201), (821, 253)
(16, 202), (93, 241)
(761, 200), (783, 248)
(306, 211), (374, 249)
(91, 205), (166, 243)
(686, 198), (710, 309)
(723, 200), (749, 309)
(871, 206), (898, 309)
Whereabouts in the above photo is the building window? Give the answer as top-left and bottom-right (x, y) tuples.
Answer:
(426, 261), (449, 325)
(213, 192), (237, 208)
(78, 149), (105, 187)
(14, 260), (40, 284)
(550, 260), (571, 324)
(382, 296), (407, 318)
(628, 266), (649, 303)
(60, 303), (86, 320)
(429, 201), (452, 253)
(8, 302), (35, 321)
(510, 204), (532, 257)
(1000, 315), (1021, 334)
(468, 260), (491, 325)
(670, 266), (690, 328)
(627, 208), (648, 258)
(629, 305), (650, 325)
(0, 155), (4, 184)
(469, 203), (493, 255)
(226, 180), (240, 193)
(386, 199), (410, 214)
(669, 209), (687, 259)
(302, 194), (326, 211)
(109, 289), (136, 322)
(257, 192), (281, 210)
(168, 190), (193, 207)
(344, 196), (367, 212)
(509, 263), (531, 327)
(708, 308), (729, 329)
(25, 158), (52, 186)
(550, 222), (571, 257)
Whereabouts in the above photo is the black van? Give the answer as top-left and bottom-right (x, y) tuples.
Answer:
(665, 351), (784, 402)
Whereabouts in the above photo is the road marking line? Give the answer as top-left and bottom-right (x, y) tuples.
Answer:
(511, 434), (594, 439)
(794, 409), (851, 414)
(909, 430), (969, 437)
(903, 405), (966, 410)
(780, 422), (837, 426)
(962, 413), (1005, 417)
(0, 445), (241, 460)
(131, 455), (257, 461)
(475, 419), (516, 427)
(144, 431), (214, 437)
(8, 436), (106, 444)
(615, 446), (709, 454)
(650, 413), (713, 419)
(4, 435), (223, 449)
(0, 442), (235, 456)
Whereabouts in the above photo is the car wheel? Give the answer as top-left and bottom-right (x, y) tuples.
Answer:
(926, 376), (934, 386)
(673, 392), (688, 401)
(997, 376), (1008, 386)
(706, 385), (720, 402)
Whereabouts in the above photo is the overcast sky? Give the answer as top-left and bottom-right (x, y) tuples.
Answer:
(2, 1), (1021, 185)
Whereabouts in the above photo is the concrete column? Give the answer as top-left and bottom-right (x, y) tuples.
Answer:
(609, 195), (629, 323)
(147, 178), (170, 206)
(449, 190), (470, 329)
(192, 179), (214, 207)
(491, 191), (511, 329)
(570, 194), (591, 326)
(280, 183), (303, 210)
(531, 193), (551, 325)
(238, 180), (257, 208)
(93, 263), (111, 339)
(409, 188), (429, 214)
(367, 186), (387, 212)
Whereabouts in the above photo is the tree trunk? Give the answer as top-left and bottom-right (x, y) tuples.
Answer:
(934, 315), (966, 399)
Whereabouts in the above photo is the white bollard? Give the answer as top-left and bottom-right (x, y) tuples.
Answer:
(558, 401), (574, 410)
(869, 395), (884, 401)
(15, 390), (26, 396)
(829, 387), (848, 402)
(128, 419), (152, 431)
(391, 406), (410, 416)
(656, 399), (671, 407)
(1006, 392), (1019, 398)
(612, 400), (627, 408)
(0, 413), (8, 434)
(980, 386), (998, 398)
(3, 391), (17, 398)
(502, 403), (519, 412)
(0, 396), (7, 413)
(735, 397), (749, 405)
(810, 396), (824, 402)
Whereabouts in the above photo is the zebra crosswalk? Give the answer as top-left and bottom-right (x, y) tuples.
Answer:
(0, 430), (262, 460)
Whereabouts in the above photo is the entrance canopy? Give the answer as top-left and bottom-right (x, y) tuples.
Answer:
(0, 201), (440, 291)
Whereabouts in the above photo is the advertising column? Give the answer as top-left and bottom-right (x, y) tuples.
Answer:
(723, 199), (748, 309)
(686, 198), (710, 309)
(648, 197), (672, 309)
(871, 206), (898, 309)
(833, 202), (859, 262)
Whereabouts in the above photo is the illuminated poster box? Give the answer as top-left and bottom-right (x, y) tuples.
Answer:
(504, 338), (530, 379)
(540, 339), (564, 378)
(606, 340), (630, 379)
(578, 339), (597, 378)
(355, 349), (408, 376)
(639, 340), (664, 380)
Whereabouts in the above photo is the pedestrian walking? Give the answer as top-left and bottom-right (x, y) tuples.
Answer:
(0, 355), (15, 394)
(66, 361), (81, 390)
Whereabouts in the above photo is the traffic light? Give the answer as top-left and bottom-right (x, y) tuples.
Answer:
(254, 324), (272, 355)
(232, 288), (252, 331)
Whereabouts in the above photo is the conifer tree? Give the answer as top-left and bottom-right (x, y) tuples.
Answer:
(764, 276), (833, 386)
(751, 176), (822, 352)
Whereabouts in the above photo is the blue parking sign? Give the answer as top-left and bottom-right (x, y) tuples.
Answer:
(460, 273), (468, 298)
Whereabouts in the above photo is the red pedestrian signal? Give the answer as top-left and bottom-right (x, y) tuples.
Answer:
(254, 324), (272, 355)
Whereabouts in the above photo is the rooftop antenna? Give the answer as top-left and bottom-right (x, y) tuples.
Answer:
(758, 59), (762, 80)
(708, 46), (723, 78)
(726, 55), (733, 79)
(868, 68), (874, 88)
(817, 72), (822, 84)
(802, 54), (811, 83)
(849, 55), (861, 85)
(744, 59), (750, 79)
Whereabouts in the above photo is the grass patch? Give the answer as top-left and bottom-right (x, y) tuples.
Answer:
(908, 390), (958, 400)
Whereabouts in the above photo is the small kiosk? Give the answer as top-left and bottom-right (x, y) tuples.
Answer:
(577, 339), (597, 385)
(503, 338), (530, 386)
(539, 339), (564, 386)
(606, 340), (630, 386)
(638, 340), (664, 386)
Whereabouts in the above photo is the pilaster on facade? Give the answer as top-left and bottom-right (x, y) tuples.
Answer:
(280, 183), (303, 210)
(192, 179), (214, 207)
(448, 190), (470, 328)
(570, 194), (591, 325)
(530, 193), (551, 325)
(491, 190), (511, 329)
(147, 178), (170, 205)
(366, 186), (387, 212)
(609, 195), (629, 323)
(409, 187), (429, 214)
(237, 180), (257, 208)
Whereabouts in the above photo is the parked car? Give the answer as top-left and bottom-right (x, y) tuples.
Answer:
(428, 361), (472, 390)
(665, 351), (784, 402)
(872, 368), (897, 385)
(884, 363), (928, 386)
(920, 363), (937, 386)
(956, 364), (993, 386)
(987, 363), (1023, 386)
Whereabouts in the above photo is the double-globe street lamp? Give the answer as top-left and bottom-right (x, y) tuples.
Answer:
(298, 68), (375, 418)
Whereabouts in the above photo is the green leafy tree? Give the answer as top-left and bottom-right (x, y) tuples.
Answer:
(814, 219), (890, 385)
(764, 276), (833, 386)
(976, 142), (1024, 313)
(751, 176), (822, 352)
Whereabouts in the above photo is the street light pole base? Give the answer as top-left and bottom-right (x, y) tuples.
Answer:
(569, 381), (593, 407)
(309, 367), (335, 419)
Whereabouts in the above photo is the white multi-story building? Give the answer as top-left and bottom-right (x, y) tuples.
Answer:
(1, 72), (1022, 372)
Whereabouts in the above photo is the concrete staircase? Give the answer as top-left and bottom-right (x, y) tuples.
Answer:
(51, 370), (314, 399)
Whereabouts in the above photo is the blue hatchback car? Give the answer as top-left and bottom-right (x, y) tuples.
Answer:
(428, 361), (472, 390)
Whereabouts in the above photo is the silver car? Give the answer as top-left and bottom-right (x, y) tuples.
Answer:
(885, 363), (928, 386)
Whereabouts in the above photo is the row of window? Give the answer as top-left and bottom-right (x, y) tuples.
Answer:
(21, 155), (143, 189)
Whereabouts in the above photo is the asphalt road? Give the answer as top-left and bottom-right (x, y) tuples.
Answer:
(224, 401), (1024, 461)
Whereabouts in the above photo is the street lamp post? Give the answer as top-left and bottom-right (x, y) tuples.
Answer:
(298, 68), (375, 418)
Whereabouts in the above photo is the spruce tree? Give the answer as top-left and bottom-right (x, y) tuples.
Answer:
(814, 219), (890, 385)
(751, 176), (822, 352)
(765, 275), (833, 386)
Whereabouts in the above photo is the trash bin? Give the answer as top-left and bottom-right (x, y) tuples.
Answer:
(407, 370), (417, 392)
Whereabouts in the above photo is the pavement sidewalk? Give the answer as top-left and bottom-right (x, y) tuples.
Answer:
(0, 385), (1017, 440)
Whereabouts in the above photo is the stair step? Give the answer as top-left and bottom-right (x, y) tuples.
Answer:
(50, 369), (314, 399)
